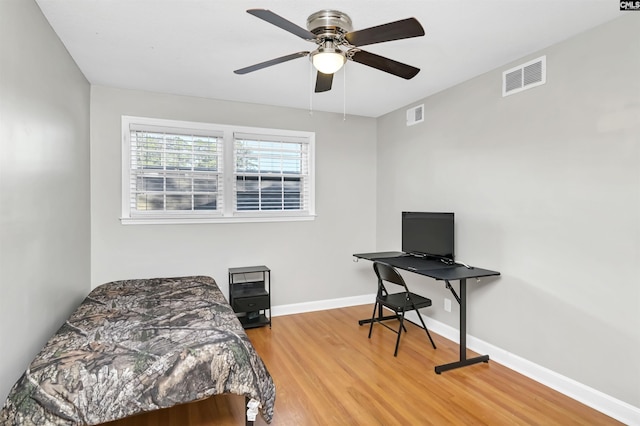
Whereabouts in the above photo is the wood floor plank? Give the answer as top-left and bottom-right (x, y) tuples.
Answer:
(104, 305), (622, 425)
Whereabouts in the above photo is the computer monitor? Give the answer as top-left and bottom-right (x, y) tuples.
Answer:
(401, 212), (454, 261)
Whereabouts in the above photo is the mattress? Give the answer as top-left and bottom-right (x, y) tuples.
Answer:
(0, 275), (275, 425)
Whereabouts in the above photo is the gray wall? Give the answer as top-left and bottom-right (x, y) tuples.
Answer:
(2, 0), (638, 414)
(375, 15), (640, 407)
(0, 0), (91, 402)
(89, 86), (377, 304)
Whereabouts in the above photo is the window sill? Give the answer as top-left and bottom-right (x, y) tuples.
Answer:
(120, 214), (316, 225)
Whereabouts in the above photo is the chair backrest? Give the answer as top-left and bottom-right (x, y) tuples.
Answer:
(373, 261), (408, 292)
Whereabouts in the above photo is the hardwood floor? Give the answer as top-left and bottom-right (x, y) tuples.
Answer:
(105, 304), (621, 425)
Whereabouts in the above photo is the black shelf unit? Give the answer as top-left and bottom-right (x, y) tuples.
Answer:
(228, 265), (271, 329)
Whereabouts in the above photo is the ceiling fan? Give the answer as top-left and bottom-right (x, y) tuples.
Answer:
(233, 9), (425, 93)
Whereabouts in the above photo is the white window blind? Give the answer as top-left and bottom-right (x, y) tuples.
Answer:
(122, 116), (315, 224)
(234, 133), (311, 214)
(128, 124), (223, 217)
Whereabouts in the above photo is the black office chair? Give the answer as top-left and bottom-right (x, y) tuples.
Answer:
(368, 261), (437, 356)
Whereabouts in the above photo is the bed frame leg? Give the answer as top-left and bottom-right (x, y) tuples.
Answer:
(245, 396), (256, 426)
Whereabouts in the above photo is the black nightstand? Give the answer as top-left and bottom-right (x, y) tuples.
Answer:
(228, 265), (271, 329)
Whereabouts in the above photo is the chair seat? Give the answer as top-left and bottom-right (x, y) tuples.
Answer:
(379, 292), (432, 311)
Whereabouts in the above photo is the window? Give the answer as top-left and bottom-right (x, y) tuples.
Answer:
(122, 116), (315, 224)
(127, 125), (223, 216)
(234, 133), (311, 213)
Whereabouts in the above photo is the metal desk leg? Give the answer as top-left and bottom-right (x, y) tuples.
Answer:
(435, 278), (489, 373)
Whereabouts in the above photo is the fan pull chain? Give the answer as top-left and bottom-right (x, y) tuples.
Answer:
(309, 60), (314, 115)
(343, 63), (347, 121)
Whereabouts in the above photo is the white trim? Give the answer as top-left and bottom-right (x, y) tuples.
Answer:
(271, 296), (640, 425)
(120, 214), (316, 225)
(271, 294), (373, 317)
(457, 327), (640, 426)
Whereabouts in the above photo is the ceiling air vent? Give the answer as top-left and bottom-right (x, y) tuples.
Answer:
(502, 55), (546, 97)
(406, 104), (424, 126)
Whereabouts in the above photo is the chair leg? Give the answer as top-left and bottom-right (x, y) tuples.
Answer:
(416, 309), (437, 349)
(395, 308), (408, 332)
(368, 301), (378, 338)
(394, 312), (405, 356)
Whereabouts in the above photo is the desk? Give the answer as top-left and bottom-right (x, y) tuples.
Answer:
(354, 251), (500, 374)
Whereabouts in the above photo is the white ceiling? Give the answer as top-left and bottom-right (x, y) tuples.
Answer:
(35, 0), (621, 117)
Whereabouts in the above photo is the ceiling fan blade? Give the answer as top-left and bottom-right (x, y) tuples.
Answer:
(345, 17), (424, 47)
(350, 50), (420, 79)
(247, 9), (316, 40)
(314, 72), (333, 93)
(234, 51), (309, 75)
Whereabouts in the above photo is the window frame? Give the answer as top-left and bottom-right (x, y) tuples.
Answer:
(121, 116), (315, 224)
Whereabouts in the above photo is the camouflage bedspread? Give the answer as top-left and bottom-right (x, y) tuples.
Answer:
(0, 276), (275, 425)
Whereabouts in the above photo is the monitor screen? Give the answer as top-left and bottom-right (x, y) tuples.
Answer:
(401, 212), (454, 260)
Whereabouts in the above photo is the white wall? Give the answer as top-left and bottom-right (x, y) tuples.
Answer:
(90, 86), (377, 304)
(375, 15), (640, 407)
(0, 0), (91, 402)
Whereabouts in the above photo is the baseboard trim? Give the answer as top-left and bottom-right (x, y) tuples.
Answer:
(271, 294), (373, 317)
(272, 296), (640, 426)
(416, 313), (640, 426)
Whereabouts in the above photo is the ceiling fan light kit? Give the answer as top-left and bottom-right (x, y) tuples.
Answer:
(311, 42), (346, 74)
(234, 8), (425, 93)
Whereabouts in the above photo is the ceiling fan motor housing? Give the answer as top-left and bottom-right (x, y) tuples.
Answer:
(306, 10), (353, 40)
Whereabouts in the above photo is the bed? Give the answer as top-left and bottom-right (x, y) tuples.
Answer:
(0, 275), (275, 425)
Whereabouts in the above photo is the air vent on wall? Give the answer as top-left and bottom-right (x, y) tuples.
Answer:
(502, 55), (546, 97)
(406, 104), (424, 126)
